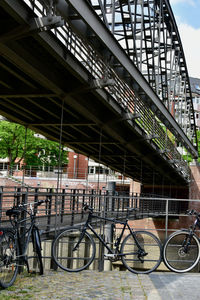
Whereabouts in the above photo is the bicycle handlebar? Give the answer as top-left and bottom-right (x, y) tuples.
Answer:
(6, 199), (50, 217)
(83, 204), (93, 212)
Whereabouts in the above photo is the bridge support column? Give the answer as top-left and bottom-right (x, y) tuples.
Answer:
(104, 182), (115, 271)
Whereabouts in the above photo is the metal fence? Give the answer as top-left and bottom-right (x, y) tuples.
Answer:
(1, 187), (199, 271)
(0, 186), (189, 229)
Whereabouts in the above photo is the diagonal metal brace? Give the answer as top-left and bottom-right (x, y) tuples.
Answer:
(0, 16), (64, 43)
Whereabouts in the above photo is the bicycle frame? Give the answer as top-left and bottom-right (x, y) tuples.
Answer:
(9, 205), (39, 267)
(76, 210), (143, 257)
(192, 216), (200, 232)
(16, 220), (35, 260)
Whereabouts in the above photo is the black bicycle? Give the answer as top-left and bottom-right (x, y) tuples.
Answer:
(163, 209), (200, 273)
(0, 200), (47, 288)
(52, 204), (162, 274)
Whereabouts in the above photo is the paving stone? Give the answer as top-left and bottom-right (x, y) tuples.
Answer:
(0, 270), (200, 299)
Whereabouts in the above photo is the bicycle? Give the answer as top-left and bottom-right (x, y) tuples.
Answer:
(163, 209), (200, 273)
(0, 199), (47, 288)
(52, 204), (162, 274)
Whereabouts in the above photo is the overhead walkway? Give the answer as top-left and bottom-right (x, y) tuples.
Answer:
(0, 0), (198, 190)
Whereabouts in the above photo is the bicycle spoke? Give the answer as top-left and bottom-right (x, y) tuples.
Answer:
(163, 231), (200, 273)
(0, 232), (19, 288)
(52, 227), (96, 272)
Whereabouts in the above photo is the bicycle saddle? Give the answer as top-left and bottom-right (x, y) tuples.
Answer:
(6, 208), (21, 216)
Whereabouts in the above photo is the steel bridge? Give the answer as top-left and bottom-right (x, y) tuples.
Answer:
(0, 0), (198, 191)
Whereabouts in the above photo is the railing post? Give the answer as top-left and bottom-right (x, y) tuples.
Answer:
(15, 187), (21, 206)
(34, 188), (39, 215)
(81, 189), (85, 219)
(46, 188), (53, 232)
(71, 190), (76, 226)
(19, 192), (28, 273)
(104, 182), (116, 271)
(165, 199), (169, 239)
(61, 189), (65, 223)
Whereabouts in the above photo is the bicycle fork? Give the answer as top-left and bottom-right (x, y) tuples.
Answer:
(127, 226), (148, 263)
(180, 232), (194, 255)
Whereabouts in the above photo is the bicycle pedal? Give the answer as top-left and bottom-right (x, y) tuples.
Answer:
(104, 254), (115, 258)
(28, 270), (37, 274)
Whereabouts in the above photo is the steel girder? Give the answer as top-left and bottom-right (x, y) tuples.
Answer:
(52, 0), (198, 157)
(0, 0), (196, 184)
(89, 0), (197, 155)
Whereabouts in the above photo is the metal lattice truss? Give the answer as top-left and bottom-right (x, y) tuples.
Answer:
(0, 0), (197, 183)
(90, 0), (197, 147)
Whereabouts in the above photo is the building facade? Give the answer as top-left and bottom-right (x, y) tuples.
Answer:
(190, 77), (200, 130)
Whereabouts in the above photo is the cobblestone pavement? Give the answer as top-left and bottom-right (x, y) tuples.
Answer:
(1, 270), (200, 300)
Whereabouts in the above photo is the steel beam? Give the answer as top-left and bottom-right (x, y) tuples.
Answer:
(56, 0), (198, 158)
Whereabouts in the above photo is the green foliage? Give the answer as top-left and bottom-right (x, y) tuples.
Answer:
(183, 130), (200, 163)
(182, 154), (193, 163)
(0, 121), (68, 169)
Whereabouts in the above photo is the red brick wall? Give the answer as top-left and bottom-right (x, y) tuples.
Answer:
(67, 152), (88, 179)
(189, 164), (200, 201)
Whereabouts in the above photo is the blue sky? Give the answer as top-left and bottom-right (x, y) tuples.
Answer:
(171, 0), (200, 29)
(170, 0), (200, 78)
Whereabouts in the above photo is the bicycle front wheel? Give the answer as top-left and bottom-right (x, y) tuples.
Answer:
(163, 230), (200, 273)
(0, 231), (19, 288)
(52, 227), (96, 272)
(121, 231), (162, 274)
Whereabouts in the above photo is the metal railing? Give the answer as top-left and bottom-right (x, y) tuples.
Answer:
(0, 186), (190, 229)
(1, 187), (200, 271)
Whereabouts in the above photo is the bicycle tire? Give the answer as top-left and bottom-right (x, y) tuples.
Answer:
(0, 231), (19, 288)
(29, 227), (43, 275)
(52, 226), (96, 272)
(163, 230), (200, 273)
(121, 230), (162, 274)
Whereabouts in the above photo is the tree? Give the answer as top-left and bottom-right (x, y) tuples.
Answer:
(0, 121), (68, 173)
(182, 130), (200, 163)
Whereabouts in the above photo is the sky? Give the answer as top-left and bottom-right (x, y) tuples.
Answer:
(170, 0), (200, 79)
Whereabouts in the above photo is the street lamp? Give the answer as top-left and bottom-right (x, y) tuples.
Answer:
(73, 155), (77, 179)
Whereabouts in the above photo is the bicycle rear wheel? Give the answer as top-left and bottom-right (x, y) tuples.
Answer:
(52, 226), (96, 272)
(29, 227), (43, 275)
(121, 230), (162, 274)
(163, 230), (200, 273)
(0, 230), (19, 288)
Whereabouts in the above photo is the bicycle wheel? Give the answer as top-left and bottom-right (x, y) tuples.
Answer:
(0, 231), (19, 288)
(163, 230), (200, 273)
(52, 226), (96, 272)
(29, 227), (43, 275)
(121, 230), (162, 274)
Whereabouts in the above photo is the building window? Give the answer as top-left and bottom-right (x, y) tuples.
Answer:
(96, 166), (104, 174)
(88, 166), (95, 174)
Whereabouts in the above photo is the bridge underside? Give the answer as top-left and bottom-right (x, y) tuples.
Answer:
(0, 1), (190, 187)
